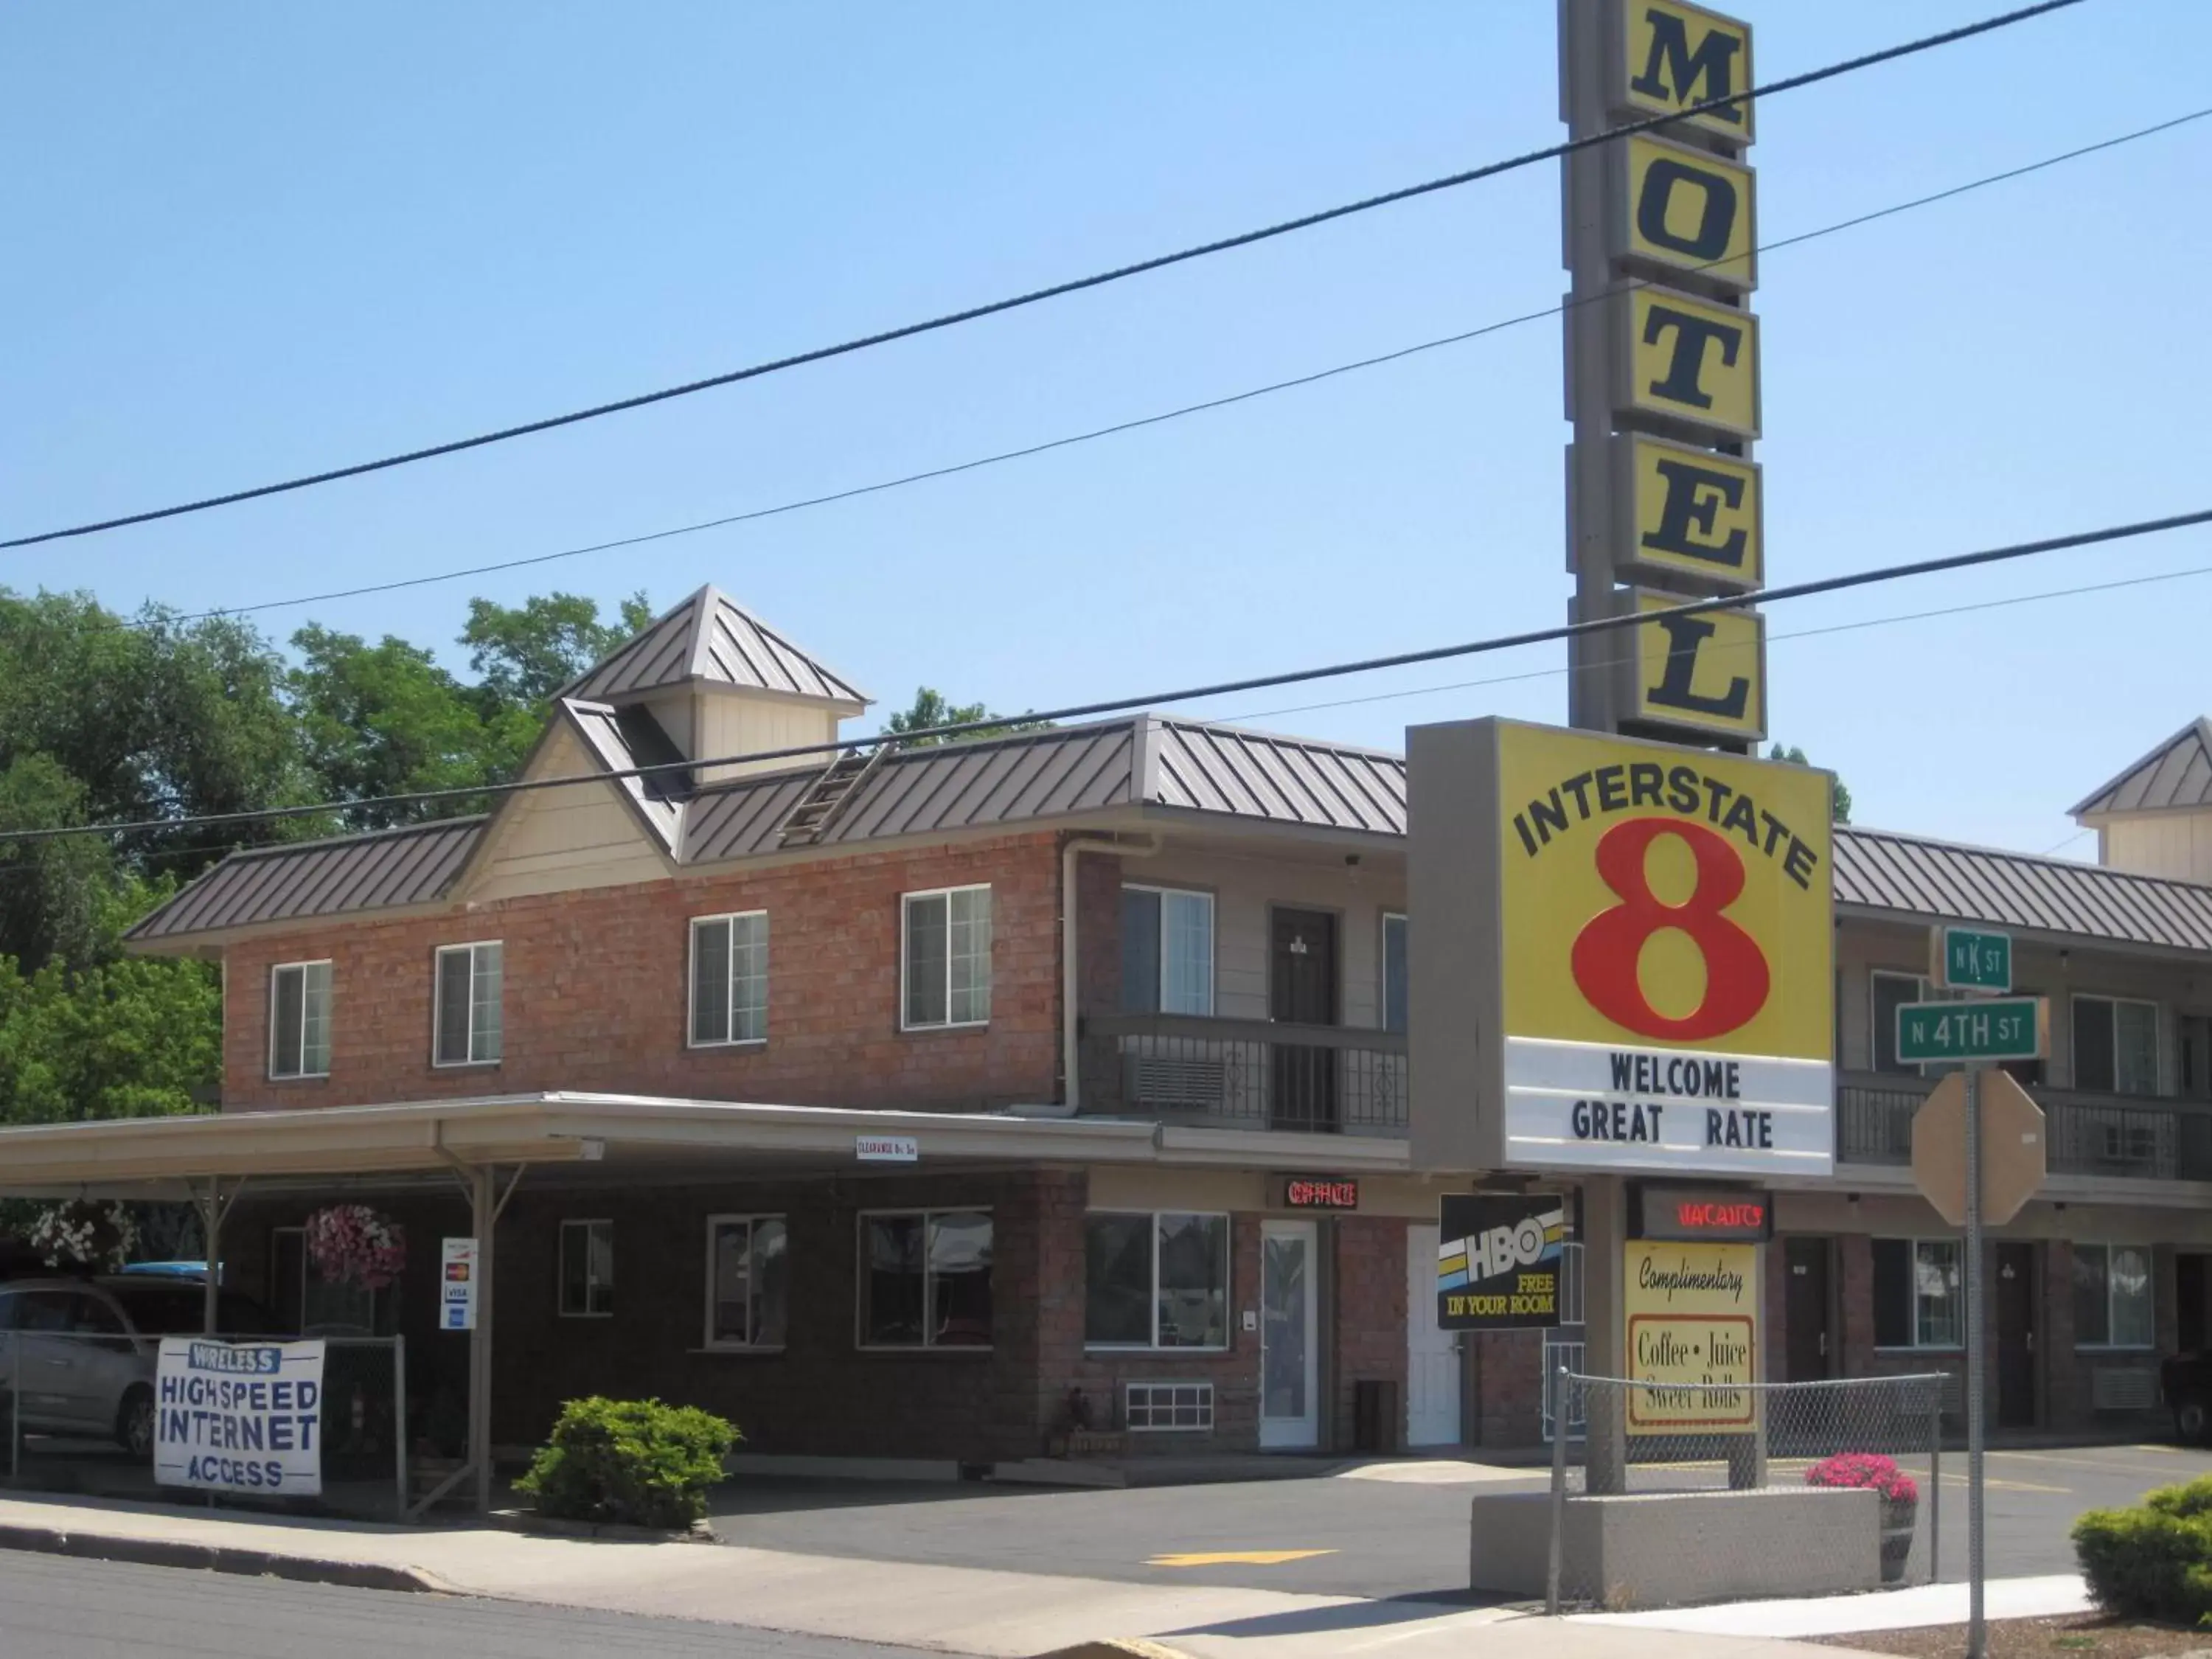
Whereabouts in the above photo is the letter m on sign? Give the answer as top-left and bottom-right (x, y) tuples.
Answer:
(1618, 0), (1754, 142)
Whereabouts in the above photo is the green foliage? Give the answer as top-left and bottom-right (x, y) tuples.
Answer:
(516, 1397), (738, 1528)
(461, 591), (653, 709)
(2073, 1480), (2212, 1621)
(885, 686), (1054, 747)
(1769, 743), (1853, 825)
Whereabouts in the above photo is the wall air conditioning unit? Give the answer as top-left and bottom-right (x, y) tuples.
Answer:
(1125, 1054), (1228, 1111)
(2090, 1367), (2158, 1413)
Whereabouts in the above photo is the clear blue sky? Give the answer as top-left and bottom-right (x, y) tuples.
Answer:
(5, 2), (2208, 856)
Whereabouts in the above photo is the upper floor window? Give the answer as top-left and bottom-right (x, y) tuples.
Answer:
(1121, 886), (1213, 1016)
(902, 886), (991, 1030)
(1382, 913), (1408, 1034)
(691, 912), (768, 1046)
(268, 960), (333, 1079)
(434, 941), (504, 1067)
(2073, 995), (2159, 1096)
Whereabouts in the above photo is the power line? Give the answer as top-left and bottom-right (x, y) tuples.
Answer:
(127, 100), (2203, 630)
(4, 501), (2205, 848)
(1222, 558), (2212, 723)
(1, 0), (2085, 553)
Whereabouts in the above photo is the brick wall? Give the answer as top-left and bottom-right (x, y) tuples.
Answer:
(222, 832), (1064, 1113)
(1333, 1216), (1409, 1451)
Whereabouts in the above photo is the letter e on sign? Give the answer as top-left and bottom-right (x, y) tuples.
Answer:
(1610, 434), (1761, 591)
(1612, 0), (1756, 144)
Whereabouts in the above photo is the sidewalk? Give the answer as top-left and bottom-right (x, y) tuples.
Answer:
(0, 1490), (1871, 1658)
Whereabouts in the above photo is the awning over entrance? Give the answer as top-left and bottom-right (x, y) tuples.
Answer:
(0, 1091), (1412, 1199)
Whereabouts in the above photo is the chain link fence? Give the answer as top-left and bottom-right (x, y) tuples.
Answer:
(1546, 1371), (1945, 1612)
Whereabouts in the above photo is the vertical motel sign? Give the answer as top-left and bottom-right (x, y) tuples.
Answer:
(1562, 0), (1762, 748)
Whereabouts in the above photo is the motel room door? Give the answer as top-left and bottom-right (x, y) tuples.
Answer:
(1261, 1220), (1321, 1449)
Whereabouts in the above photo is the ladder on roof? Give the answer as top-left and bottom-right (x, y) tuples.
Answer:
(775, 742), (892, 849)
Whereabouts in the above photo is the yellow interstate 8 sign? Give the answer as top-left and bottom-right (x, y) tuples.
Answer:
(1619, 588), (1765, 741)
(1615, 285), (1759, 441)
(1611, 0), (1755, 145)
(1610, 433), (1761, 590)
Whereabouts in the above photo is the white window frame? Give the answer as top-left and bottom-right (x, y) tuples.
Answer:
(1083, 1209), (1232, 1352)
(900, 885), (992, 1032)
(1872, 1237), (1965, 1352)
(432, 940), (504, 1068)
(557, 1219), (613, 1319)
(1382, 911), (1409, 1035)
(855, 1207), (994, 1352)
(2070, 993), (2162, 1096)
(268, 959), (333, 1080)
(702, 1213), (788, 1352)
(688, 911), (769, 1048)
(1121, 884), (1216, 1017)
(2074, 1241), (2156, 1352)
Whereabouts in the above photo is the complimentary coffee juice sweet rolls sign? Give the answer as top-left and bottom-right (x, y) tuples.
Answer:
(1623, 1240), (1758, 1436)
(153, 1336), (326, 1496)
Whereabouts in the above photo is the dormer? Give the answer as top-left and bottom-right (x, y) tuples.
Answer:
(2069, 717), (2212, 881)
(557, 586), (871, 785)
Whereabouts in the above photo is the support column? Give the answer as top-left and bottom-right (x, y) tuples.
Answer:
(200, 1177), (222, 1335)
(470, 1164), (495, 1514)
(1581, 1175), (1628, 1493)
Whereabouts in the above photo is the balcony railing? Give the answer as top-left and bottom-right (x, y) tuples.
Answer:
(1838, 1071), (2212, 1182)
(1080, 1013), (1407, 1135)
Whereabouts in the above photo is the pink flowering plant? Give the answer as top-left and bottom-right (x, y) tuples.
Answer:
(1806, 1452), (1919, 1506)
(304, 1204), (406, 1290)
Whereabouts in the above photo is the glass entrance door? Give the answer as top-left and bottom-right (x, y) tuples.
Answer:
(1260, 1220), (1320, 1449)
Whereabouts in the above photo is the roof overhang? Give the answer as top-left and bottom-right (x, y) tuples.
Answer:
(1835, 902), (2212, 966)
(0, 1093), (1411, 1200)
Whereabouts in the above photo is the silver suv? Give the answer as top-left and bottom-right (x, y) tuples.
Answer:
(0, 1278), (272, 1458)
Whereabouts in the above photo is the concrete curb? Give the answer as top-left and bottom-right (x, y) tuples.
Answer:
(0, 1520), (453, 1596)
(1026, 1643), (1198, 1659)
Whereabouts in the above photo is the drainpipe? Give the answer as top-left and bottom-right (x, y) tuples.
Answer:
(1062, 835), (1159, 1108)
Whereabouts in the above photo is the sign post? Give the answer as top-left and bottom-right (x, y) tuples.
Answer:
(1903, 961), (2047, 1659)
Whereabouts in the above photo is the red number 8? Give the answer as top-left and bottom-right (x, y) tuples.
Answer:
(1570, 818), (1770, 1040)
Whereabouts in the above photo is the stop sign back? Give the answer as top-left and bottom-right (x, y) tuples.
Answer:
(1910, 1068), (2047, 1227)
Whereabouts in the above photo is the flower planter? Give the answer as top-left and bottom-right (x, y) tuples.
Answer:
(1879, 1496), (1917, 1583)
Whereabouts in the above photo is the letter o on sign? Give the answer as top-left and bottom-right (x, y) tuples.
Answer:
(1513, 1216), (1545, 1265)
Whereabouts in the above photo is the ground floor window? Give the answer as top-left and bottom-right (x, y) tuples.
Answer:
(1872, 1237), (1963, 1349)
(559, 1219), (613, 1318)
(2073, 1242), (2154, 1349)
(1084, 1211), (1229, 1349)
(859, 1210), (992, 1348)
(706, 1215), (787, 1349)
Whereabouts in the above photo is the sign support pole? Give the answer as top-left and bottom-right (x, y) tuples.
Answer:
(1965, 1067), (1986, 1659)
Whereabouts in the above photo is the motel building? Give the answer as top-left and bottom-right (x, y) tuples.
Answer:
(3, 590), (2212, 1494)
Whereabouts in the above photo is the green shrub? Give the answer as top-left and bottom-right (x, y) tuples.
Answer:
(2072, 1497), (2212, 1624)
(515, 1397), (739, 1529)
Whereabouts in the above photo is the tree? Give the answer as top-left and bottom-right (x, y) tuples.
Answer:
(1770, 745), (1852, 825)
(884, 686), (1054, 746)
(460, 591), (653, 712)
(288, 625), (537, 831)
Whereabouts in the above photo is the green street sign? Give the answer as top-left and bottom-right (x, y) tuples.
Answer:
(1933, 926), (2012, 994)
(1896, 997), (2047, 1064)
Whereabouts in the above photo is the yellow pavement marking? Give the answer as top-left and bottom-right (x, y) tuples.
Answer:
(1986, 1449), (2181, 1480)
(1147, 1550), (1337, 1568)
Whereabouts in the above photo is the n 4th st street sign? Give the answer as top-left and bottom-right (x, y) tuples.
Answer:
(1896, 998), (2047, 1065)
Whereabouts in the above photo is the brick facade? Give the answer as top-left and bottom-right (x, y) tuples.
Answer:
(221, 1166), (1413, 1462)
(223, 832), (1065, 1115)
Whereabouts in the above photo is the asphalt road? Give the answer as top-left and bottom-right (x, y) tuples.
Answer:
(0, 1552), (936, 1659)
(708, 1441), (2212, 1600)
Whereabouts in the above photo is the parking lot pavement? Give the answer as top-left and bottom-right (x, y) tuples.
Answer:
(706, 1441), (2212, 1599)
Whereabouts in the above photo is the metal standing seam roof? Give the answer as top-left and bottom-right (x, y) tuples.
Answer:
(126, 817), (485, 942)
(558, 585), (869, 708)
(2069, 717), (2212, 817)
(1832, 827), (2212, 953)
(563, 700), (683, 854)
(125, 712), (2212, 958)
